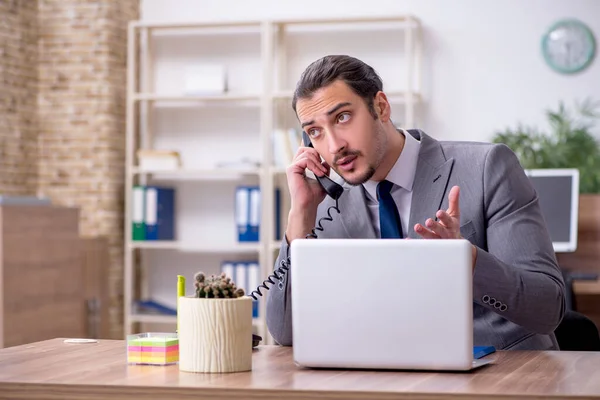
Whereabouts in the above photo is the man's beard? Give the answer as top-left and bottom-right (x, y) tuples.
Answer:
(341, 164), (377, 186)
(335, 124), (386, 186)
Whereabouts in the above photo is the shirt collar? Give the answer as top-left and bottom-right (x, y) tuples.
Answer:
(363, 129), (421, 200)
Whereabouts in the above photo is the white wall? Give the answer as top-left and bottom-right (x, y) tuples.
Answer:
(141, 0), (600, 142)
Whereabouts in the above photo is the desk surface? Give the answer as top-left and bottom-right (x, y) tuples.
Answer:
(1, 338), (600, 400)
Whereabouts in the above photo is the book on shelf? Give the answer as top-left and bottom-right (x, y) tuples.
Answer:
(136, 149), (181, 171)
(131, 185), (176, 241)
(272, 128), (302, 168)
(235, 185), (281, 243)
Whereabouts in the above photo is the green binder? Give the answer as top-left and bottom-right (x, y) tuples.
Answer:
(132, 185), (145, 240)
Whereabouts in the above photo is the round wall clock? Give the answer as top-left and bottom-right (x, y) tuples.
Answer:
(541, 18), (596, 74)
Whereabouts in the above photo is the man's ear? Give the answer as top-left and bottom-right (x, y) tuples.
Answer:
(373, 91), (391, 122)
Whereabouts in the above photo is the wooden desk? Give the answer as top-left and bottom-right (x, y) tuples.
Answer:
(1, 339), (599, 400)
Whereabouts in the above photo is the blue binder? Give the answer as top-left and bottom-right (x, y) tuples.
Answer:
(247, 261), (260, 318)
(236, 186), (254, 242)
(144, 186), (175, 241)
(220, 260), (260, 318)
(274, 188), (281, 240)
(135, 300), (177, 315)
(235, 186), (282, 242)
(248, 187), (260, 242)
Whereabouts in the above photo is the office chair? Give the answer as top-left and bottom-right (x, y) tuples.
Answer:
(554, 309), (600, 351)
(554, 270), (600, 351)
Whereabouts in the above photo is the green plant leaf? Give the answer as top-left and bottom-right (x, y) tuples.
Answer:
(491, 99), (600, 193)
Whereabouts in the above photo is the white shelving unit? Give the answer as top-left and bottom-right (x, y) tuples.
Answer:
(124, 15), (423, 344)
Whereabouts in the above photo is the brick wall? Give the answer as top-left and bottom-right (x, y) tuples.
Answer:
(0, 0), (39, 195)
(37, 0), (139, 339)
(0, 0), (139, 339)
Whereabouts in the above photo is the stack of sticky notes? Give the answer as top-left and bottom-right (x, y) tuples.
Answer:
(127, 333), (179, 365)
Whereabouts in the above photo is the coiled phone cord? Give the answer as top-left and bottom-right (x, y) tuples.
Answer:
(248, 198), (340, 300)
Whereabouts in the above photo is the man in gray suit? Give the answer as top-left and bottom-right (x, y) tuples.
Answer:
(266, 55), (565, 351)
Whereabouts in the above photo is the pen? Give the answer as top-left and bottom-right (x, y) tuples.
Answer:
(177, 275), (185, 334)
(177, 275), (186, 298)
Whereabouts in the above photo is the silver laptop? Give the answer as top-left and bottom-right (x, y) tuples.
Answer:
(290, 238), (493, 371)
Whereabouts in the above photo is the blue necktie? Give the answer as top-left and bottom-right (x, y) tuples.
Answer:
(377, 180), (403, 239)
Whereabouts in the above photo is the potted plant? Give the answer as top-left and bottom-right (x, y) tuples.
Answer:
(178, 272), (253, 373)
(492, 98), (600, 193)
(492, 98), (600, 273)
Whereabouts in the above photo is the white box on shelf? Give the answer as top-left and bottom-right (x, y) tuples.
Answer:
(184, 64), (228, 95)
(137, 150), (181, 171)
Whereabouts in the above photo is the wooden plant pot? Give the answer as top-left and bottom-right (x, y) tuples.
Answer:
(178, 296), (253, 373)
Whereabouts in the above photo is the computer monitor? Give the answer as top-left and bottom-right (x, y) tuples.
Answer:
(524, 169), (579, 253)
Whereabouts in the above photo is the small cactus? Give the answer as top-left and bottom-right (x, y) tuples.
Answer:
(194, 271), (245, 299)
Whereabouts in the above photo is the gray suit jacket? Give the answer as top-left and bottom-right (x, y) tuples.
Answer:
(266, 129), (566, 350)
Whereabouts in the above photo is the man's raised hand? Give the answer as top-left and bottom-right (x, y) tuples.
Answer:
(414, 185), (462, 239)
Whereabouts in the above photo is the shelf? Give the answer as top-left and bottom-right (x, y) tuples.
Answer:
(276, 15), (419, 26)
(272, 90), (422, 104)
(129, 241), (261, 253)
(136, 92), (421, 106)
(134, 93), (262, 107)
(129, 241), (181, 250)
(131, 167), (261, 181)
(133, 20), (262, 30)
(132, 15), (419, 31)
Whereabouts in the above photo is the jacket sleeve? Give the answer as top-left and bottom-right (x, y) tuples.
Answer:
(265, 239), (294, 346)
(472, 144), (566, 334)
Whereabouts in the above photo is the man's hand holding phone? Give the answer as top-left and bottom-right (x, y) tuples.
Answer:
(285, 146), (330, 243)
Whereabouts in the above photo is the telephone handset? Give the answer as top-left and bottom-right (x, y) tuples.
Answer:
(301, 131), (344, 201)
(248, 130), (344, 300)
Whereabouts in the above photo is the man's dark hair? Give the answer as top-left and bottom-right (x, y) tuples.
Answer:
(292, 55), (383, 119)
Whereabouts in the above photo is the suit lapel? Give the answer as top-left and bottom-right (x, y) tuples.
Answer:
(339, 184), (377, 239)
(406, 130), (454, 238)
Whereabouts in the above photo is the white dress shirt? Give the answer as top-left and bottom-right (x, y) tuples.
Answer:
(362, 129), (421, 238)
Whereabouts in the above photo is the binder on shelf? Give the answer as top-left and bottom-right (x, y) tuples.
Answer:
(235, 186), (252, 242)
(221, 262), (235, 281)
(133, 299), (177, 316)
(235, 262), (248, 295)
(145, 186), (176, 241)
(248, 187), (260, 241)
(247, 262), (260, 318)
(220, 260), (260, 318)
(235, 186), (282, 242)
(132, 185), (146, 241)
(274, 188), (281, 241)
